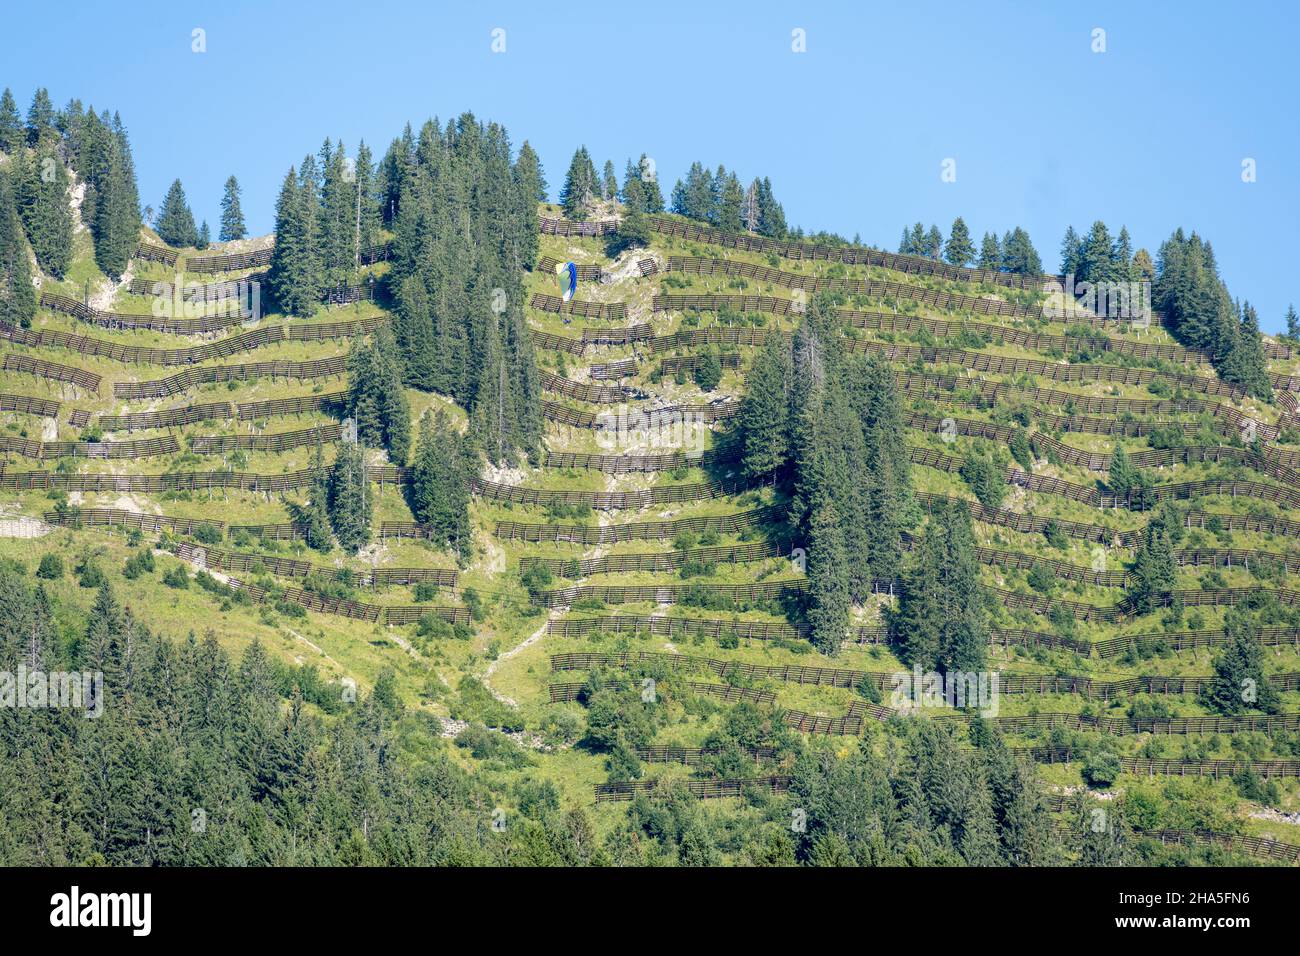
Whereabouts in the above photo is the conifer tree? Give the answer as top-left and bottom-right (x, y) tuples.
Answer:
(1000, 227), (1042, 275)
(15, 143), (73, 277)
(1077, 220), (1117, 284)
(196, 220), (210, 250)
(908, 222), (926, 257)
(602, 160), (617, 201)
(737, 333), (793, 481)
(716, 172), (744, 233)
(1132, 247), (1155, 281)
(90, 114), (141, 278)
(156, 179), (198, 247)
(806, 501), (851, 655)
(1059, 225), (1081, 275)
(891, 500), (987, 672)
(268, 166), (322, 316)
(925, 224), (943, 260)
(559, 146), (598, 218)
(1126, 523), (1175, 616)
(1202, 606), (1280, 715)
(1155, 229), (1271, 398)
(640, 155), (665, 214)
(0, 89), (22, 154)
(296, 440), (333, 552)
(0, 171), (37, 324)
(25, 88), (55, 146)
(407, 410), (472, 557)
(898, 226), (914, 255)
(219, 175), (246, 241)
(620, 157), (646, 213)
(944, 217), (975, 266)
(1286, 304), (1299, 341)
(327, 441), (372, 553)
(977, 232), (1000, 270)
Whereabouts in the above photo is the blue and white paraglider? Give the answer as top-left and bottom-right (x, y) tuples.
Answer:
(556, 260), (578, 302)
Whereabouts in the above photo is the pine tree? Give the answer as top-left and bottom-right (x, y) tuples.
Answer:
(219, 175), (246, 241)
(898, 226), (913, 255)
(1000, 227), (1042, 275)
(1224, 301), (1272, 400)
(559, 146), (598, 218)
(1059, 226), (1081, 276)
(511, 140), (544, 270)
(407, 410), (472, 557)
(1155, 230), (1272, 398)
(155, 179), (198, 247)
(717, 172), (744, 233)
(15, 143), (73, 277)
(641, 155), (665, 214)
(944, 217), (975, 266)
(1202, 606), (1280, 715)
(296, 441), (333, 552)
(90, 115), (141, 279)
(977, 232), (1000, 270)
(806, 501), (850, 655)
(1114, 226), (1134, 280)
(0, 88), (22, 154)
(267, 167), (321, 316)
(1077, 220), (1116, 284)
(0, 171), (37, 324)
(196, 220), (210, 250)
(620, 158), (646, 213)
(908, 222), (926, 257)
(25, 88), (55, 146)
(1286, 304), (1300, 341)
(1126, 523), (1175, 616)
(891, 500), (986, 672)
(602, 160), (617, 201)
(925, 224), (943, 260)
(327, 441), (372, 553)
(737, 333), (793, 481)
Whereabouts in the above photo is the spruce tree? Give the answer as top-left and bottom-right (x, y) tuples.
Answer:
(1202, 606), (1280, 715)
(737, 333), (793, 481)
(977, 232), (1000, 270)
(296, 441), (333, 552)
(925, 224), (943, 260)
(219, 175), (246, 241)
(641, 155), (665, 214)
(327, 441), (372, 553)
(0, 88), (22, 154)
(891, 500), (987, 672)
(806, 501), (850, 655)
(408, 410), (472, 557)
(1000, 227), (1042, 275)
(1126, 523), (1175, 616)
(1077, 220), (1116, 284)
(559, 146), (597, 218)
(602, 160), (617, 201)
(944, 217), (975, 266)
(1059, 225), (1081, 276)
(717, 172), (744, 233)
(15, 144), (74, 277)
(0, 171), (37, 324)
(196, 220), (210, 250)
(1286, 304), (1299, 341)
(268, 167), (321, 316)
(25, 88), (55, 146)
(90, 116), (141, 279)
(156, 179), (199, 247)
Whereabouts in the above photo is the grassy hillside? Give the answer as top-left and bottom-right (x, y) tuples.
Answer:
(4, 196), (1300, 866)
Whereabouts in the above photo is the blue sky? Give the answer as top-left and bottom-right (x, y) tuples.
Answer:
(6, 0), (1298, 328)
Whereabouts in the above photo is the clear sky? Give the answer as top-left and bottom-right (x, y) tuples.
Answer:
(5, 0), (1297, 328)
